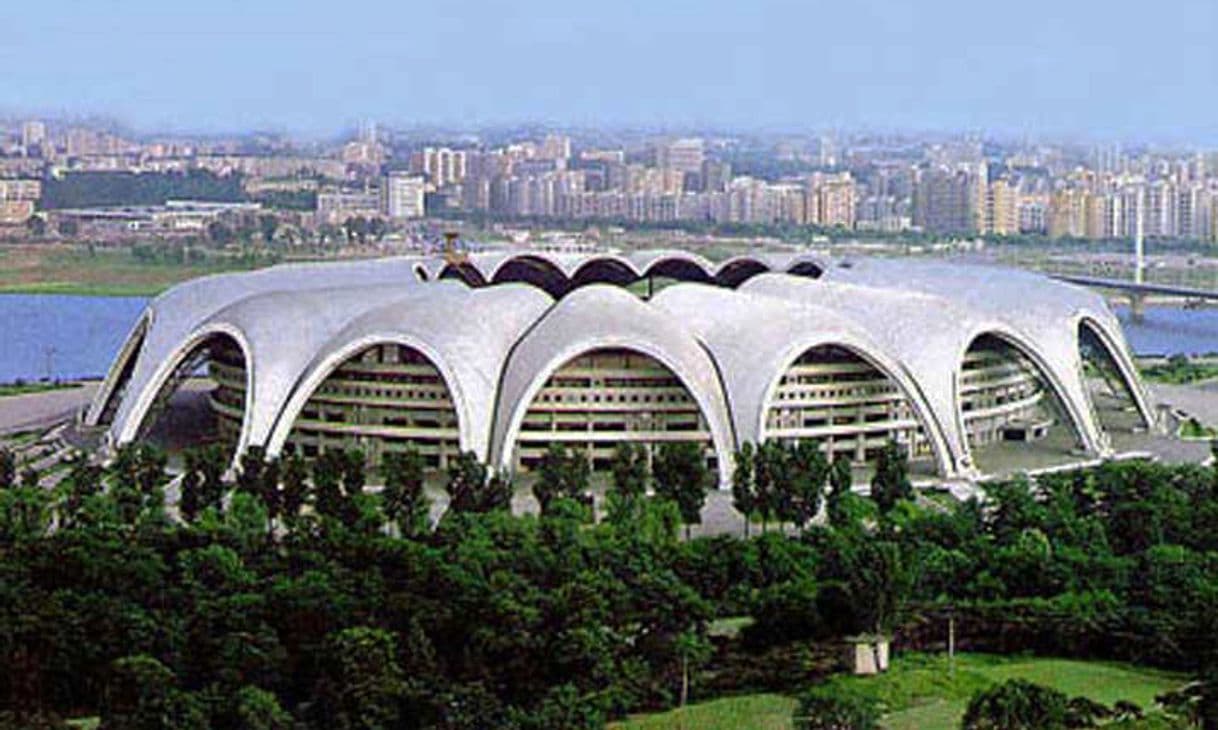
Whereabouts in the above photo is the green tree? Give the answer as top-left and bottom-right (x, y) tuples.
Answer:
(232, 686), (292, 730)
(653, 442), (710, 539)
(673, 628), (712, 708)
(870, 440), (912, 516)
(381, 448), (429, 536)
(312, 627), (406, 730)
(828, 452), (854, 528)
(0, 447), (14, 490)
(99, 655), (206, 730)
(533, 443), (590, 516)
(610, 442), (649, 501)
(279, 454), (308, 525)
(789, 440), (828, 530)
(731, 442), (757, 538)
(257, 214), (279, 243)
(445, 452), (512, 515)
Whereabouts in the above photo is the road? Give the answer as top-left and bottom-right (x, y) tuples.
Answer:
(0, 382), (97, 435)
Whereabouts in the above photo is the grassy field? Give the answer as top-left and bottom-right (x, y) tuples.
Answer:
(0, 381), (81, 398)
(610, 653), (1186, 730)
(0, 244), (279, 296)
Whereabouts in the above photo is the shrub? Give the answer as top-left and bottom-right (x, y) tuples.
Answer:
(961, 679), (1070, 730)
(793, 687), (880, 730)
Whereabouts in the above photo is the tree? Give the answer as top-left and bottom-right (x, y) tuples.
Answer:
(828, 452), (854, 528)
(731, 442), (757, 538)
(232, 686), (292, 730)
(961, 679), (1070, 730)
(312, 627), (406, 730)
(653, 442), (710, 539)
(673, 628), (712, 708)
(25, 215), (46, 238)
(100, 655), (206, 730)
(279, 454), (308, 525)
(207, 221), (235, 244)
(257, 214), (279, 243)
(789, 440), (829, 530)
(793, 688), (880, 730)
(179, 449), (204, 523)
(56, 218), (79, 237)
(870, 440), (912, 516)
(445, 452), (511, 515)
(610, 442), (649, 501)
(381, 448), (429, 536)
(367, 217), (387, 241)
(533, 443), (590, 516)
(0, 448), (13, 490)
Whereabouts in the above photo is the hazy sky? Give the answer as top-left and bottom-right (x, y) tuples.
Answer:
(6, 0), (1217, 142)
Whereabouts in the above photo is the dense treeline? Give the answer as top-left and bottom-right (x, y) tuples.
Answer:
(1, 438), (1217, 728)
(41, 171), (245, 209)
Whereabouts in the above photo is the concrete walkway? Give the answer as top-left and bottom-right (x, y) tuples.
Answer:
(0, 382), (98, 435)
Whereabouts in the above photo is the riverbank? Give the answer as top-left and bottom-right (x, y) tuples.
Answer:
(0, 243), (279, 297)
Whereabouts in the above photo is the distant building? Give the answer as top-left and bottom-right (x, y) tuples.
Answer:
(410, 148), (467, 188)
(316, 190), (381, 226)
(657, 138), (705, 175)
(21, 121), (47, 153)
(914, 165), (984, 234)
(382, 173), (426, 219)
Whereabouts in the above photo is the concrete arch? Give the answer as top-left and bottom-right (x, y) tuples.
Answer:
(955, 327), (1098, 469)
(88, 311), (152, 427)
(493, 338), (735, 486)
(439, 261), (486, 287)
(715, 257), (771, 288)
(759, 339), (954, 477)
(1077, 315), (1155, 429)
(489, 254), (573, 297)
(115, 322), (254, 461)
(264, 333), (472, 462)
(571, 256), (642, 287)
(787, 260), (825, 279)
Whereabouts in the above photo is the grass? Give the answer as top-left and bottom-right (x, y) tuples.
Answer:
(609, 694), (797, 730)
(610, 653), (1186, 730)
(0, 381), (81, 398)
(0, 243), (281, 297)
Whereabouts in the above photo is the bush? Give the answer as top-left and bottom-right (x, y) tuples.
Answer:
(961, 679), (1070, 730)
(793, 687), (880, 730)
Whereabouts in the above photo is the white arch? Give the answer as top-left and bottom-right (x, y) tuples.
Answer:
(492, 337), (736, 487)
(264, 333), (473, 459)
(1076, 314), (1155, 429)
(954, 325), (1100, 469)
(114, 322), (255, 462)
(758, 337), (954, 478)
(86, 311), (152, 426)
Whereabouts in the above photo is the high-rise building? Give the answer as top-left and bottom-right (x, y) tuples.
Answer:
(382, 173), (426, 219)
(914, 166), (979, 234)
(539, 135), (572, 162)
(21, 121), (47, 153)
(410, 148), (467, 188)
(657, 138), (705, 175)
(985, 180), (1020, 235)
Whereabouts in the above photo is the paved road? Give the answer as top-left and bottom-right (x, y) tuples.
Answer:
(0, 382), (97, 435)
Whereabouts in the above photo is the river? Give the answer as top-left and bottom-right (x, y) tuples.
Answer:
(0, 293), (1216, 383)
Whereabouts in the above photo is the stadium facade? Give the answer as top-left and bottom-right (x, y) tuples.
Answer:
(85, 250), (1155, 485)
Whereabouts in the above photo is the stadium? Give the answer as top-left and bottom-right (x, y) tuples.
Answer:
(84, 249), (1155, 485)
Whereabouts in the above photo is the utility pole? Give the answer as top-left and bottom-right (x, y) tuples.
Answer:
(1131, 185), (1147, 321)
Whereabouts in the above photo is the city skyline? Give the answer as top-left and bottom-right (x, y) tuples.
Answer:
(6, 0), (1218, 144)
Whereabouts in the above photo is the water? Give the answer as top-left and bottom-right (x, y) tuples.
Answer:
(0, 294), (1217, 383)
(0, 294), (149, 383)
(1113, 304), (1218, 357)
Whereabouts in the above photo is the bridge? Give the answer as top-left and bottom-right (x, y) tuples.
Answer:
(1037, 188), (1218, 320)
